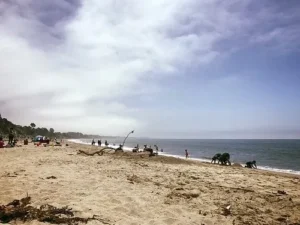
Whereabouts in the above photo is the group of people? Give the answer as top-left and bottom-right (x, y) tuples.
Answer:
(88, 140), (257, 169)
(0, 128), (17, 148)
(91, 139), (109, 147)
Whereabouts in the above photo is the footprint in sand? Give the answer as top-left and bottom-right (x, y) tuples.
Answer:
(110, 198), (122, 205)
(113, 206), (128, 213)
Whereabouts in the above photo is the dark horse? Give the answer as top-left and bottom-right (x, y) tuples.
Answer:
(211, 153), (222, 163)
(218, 153), (231, 165)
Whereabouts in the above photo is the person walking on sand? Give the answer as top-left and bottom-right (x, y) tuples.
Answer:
(185, 149), (189, 159)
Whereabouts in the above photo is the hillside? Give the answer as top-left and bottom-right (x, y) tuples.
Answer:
(0, 114), (100, 139)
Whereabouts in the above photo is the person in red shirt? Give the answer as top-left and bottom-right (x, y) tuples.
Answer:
(0, 137), (5, 148)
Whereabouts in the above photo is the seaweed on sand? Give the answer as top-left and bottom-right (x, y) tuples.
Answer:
(0, 196), (111, 224)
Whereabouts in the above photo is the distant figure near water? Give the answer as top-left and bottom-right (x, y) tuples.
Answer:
(154, 145), (159, 154)
(185, 149), (189, 159)
(98, 140), (102, 146)
(132, 144), (139, 152)
(115, 144), (123, 152)
(245, 161), (257, 169)
(143, 145), (154, 154)
(105, 140), (109, 146)
(91, 139), (95, 145)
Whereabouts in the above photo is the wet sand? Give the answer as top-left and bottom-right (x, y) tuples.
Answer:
(0, 142), (300, 225)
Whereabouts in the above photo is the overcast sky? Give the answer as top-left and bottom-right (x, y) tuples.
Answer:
(1, 0), (300, 139)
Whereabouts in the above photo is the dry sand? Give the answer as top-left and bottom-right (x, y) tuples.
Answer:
(1, 142), (300, 225)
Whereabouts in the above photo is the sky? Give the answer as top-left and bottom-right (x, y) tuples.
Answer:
(1, 0), (300, 139)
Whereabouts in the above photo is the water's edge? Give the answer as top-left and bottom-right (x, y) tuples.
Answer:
(68, 139), (300, 176)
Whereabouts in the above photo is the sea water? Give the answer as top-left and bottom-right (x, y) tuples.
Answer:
(69, 138), (300, 175)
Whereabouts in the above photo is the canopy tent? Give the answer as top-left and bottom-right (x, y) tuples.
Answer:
(33, 135), (44, 142)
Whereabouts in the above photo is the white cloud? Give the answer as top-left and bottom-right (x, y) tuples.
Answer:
(0, 0), (299, 136)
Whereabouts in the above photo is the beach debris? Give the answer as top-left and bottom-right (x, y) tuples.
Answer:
(277, 190), (287, 195)
(276, 216), (288, 222)
(167, 189), (200, 199)
(0, 196), (110, 224)
(127, 174), (142, 184)
(222, 205), (231, 216)
(190, 175), (200, 180)
(2, 172), (18, 177)
(77, 147), (115, 156)
(78, 149), (104, 156)
(46, 176), (57, 179)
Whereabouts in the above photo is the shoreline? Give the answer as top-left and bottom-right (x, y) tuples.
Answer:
(69, 141), (300, 180)
(68, 139), (300, 176)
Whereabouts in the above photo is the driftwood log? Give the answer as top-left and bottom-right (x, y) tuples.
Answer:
(77, 147), (115, 156)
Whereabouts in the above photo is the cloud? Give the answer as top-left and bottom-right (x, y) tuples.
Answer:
(1, 0), (299, 137)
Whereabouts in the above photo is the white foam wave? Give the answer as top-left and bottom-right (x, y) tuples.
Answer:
(68, 139), (300, 176)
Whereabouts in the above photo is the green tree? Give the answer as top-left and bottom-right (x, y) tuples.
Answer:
(30, 123), (36, 129)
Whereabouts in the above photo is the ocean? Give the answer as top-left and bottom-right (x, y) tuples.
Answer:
(69, 138), (300, 175)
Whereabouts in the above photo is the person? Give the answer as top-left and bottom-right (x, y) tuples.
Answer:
(0, 137), (4, 148)
(132, 144), (139, 152)
(105, 140), (109, 146)
(245, 160), (257, 169)
(116, 144), (123, 151)
(98, 140), (102, 146)
(8, 128), (14, 144)
(185, 149), (189, 159)
(161, 149), (164, 152)
(91, 139), (95, 145)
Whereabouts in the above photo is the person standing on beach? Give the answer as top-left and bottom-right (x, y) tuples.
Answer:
(154, 145), (159, 153)
(185, 149), (189, 159)
(8, 128), (14, 145)
(0, 137), (4, 148)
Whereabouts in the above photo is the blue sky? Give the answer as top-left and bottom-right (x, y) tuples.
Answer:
(0, 0), (300, 138)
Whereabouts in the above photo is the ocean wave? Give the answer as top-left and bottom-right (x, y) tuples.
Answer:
(68, 139), (300, 175)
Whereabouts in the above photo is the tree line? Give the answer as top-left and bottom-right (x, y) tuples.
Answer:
(0, 114), (101, 139)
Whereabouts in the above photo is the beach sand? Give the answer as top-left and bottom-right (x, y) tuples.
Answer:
(1, 142), (300, 225)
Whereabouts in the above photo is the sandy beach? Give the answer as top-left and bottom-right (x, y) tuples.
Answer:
(1, 142), (300, 225)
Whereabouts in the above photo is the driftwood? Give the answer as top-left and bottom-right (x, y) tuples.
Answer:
(0, 196), (111, 225)
(77, 147), (115, 156)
